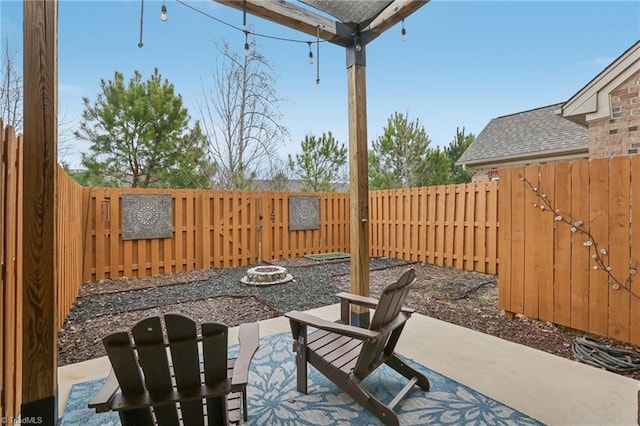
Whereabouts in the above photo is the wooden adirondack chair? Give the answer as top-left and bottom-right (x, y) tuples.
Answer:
(88, 314), (259, 425)
(285, 268), (429, 426)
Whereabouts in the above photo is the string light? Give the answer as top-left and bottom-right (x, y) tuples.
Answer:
(173, 0), (411, 84)
(244, 30), (250, 56)
(316, 25), (320, 84)
(138, 0), (144, 48)
(307, 42), (314, 64)
(161, 2), (168, 22)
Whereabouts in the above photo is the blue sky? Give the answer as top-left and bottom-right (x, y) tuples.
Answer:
(1, 1), (639, 168)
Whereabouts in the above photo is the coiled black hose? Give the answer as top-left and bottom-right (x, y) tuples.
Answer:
(571, 336), (640, 373)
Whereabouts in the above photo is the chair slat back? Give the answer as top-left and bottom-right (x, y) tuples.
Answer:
(354, 268), (416, 378)
(202, 322), (230, 424)
(131, 316), (181, 425)
(102, 331), (155, 424)
(165, 314), (206, 426)
(103, 315), (231, 425)
(369, 268), (416, 331)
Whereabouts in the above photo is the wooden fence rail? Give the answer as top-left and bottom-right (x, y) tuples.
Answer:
(499, 158), (640, 345)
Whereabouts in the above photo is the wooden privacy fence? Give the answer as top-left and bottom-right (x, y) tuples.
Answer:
(369, 184), (499, 274)
(83, 189), (351, 281)
(499, 157), (640, 345)
(1, 123), (23, 419)
(57, 169), (85, 324)
(83, 183), (500, 282)
(0, 123), (83, 418)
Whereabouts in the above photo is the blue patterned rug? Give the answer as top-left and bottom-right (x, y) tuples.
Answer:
(61, 332), (544, 425)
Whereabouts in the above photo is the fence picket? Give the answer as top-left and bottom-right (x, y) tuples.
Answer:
(510, 166), (526, 314)
(497, 168), (513, 312)
(485, 181), (498, 274)
(475, 183), (487, 273)
(434, 185), (445, 266)
(630, 155), (640, 345)
(444, 186), (455, 267)
(0, 122), (5, 418)
(608, 156), (631, 342)
(523, 165), (541, 318)
(410, 187), (419, 261)
(109, 189), (120, 277)
(463, 184), (475, 271)
(570, 160), (590, 331)
(553, 161), (572, 327)
(589, 158), (610, 336)
(537, 164), (555, 322)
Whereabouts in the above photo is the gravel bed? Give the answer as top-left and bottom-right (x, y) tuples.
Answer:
(68, 257), (410, 320)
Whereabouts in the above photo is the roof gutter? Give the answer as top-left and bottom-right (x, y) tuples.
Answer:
(456, 145), (589, 167)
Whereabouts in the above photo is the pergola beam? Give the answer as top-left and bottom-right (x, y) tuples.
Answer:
(212, 0), (352, 45)
(213, 0), (429, 47)
(367, 0), (429, 36)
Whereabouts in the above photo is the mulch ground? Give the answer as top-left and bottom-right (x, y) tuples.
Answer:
(58, 258), (640, 382)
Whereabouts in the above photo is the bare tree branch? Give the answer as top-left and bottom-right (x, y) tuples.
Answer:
(0, 34), (23, 132)
(198, 38), (289, 190)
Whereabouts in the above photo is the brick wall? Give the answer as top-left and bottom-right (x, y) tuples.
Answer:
(589, 69), (640, 157)
(470, 168), (499, 182)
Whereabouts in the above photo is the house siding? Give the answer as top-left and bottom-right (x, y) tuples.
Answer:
(589, 68), (640, 157)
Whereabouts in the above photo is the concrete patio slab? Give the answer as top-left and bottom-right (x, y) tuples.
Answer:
(58, 304), (639, 425)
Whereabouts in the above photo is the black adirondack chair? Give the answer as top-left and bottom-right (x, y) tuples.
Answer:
(285, 268), (429, 426)
(88, 314), (259, 425)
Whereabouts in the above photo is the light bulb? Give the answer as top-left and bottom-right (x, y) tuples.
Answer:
(244, 31), (250, 56)
(307, 42), (314, 64)
(401, 27), (407, 42)
(161, 4), (167, 22)
(355, 43), (362, 52)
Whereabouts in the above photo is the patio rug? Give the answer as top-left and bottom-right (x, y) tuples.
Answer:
(60, 332), (545, 425)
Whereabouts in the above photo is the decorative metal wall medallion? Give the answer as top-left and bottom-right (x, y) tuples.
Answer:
(289, 195), (320, 231)
(121, 194), (173, 240)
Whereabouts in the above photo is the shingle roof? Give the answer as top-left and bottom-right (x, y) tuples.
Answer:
(457, 103), (588, 166)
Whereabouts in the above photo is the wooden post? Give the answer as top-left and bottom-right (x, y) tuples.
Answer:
(21, 0), (58, 423)
(347, 40), (370, 327)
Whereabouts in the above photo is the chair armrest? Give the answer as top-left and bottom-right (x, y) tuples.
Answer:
(376, 312), (411, 336)
(231, 322), (259, 387)
(286, 310), (379, 341)
(88, 369), (120, 413)
(336, 292), (380, 309)
(337, 292), (415, 323)
(337, 292), (415, 314)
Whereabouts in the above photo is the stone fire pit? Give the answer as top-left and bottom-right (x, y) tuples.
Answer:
(241, 265), (293, 286)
